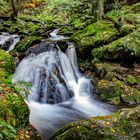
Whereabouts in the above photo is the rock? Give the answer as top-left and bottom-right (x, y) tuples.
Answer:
(93, 62), (128, 79)
(71, 2), (140, 58)
(25, 42), (51, 56)
(14, 36), (42, 53)
(127, 75), (137, 85)
(92, 29), (140, 61)
(51, 105), (140, 140)
(2, 37), (14, 51)
(71, 20), (119, 56)
(133, 88), (140, 104)
(96, 79), (122, 105)
(96, 78), (140, 105)
(0, 49), (29, 139)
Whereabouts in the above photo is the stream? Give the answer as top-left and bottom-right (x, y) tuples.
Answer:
(3, 30), (114, 139)
(0, 32), (20, 52)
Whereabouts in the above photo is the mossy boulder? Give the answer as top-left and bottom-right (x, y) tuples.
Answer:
(92, 30), (140, 61)
(96, 78), (140, 105)
(71, 2), (140, 57)
(51, 105), (140, 140)
(93, 62), (127, 79)
(15, 36), (42, 53)
(71, 21), (119, 55)
(0, 18), (46, 36)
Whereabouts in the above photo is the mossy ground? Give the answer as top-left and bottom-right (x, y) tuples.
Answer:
(0, 49), (41, 139)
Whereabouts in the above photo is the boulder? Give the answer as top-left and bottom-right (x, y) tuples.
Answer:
(92, 30), (140, 61)
(14, 36), (42, 53)
(96, 78), (140, 105)
(71, 21), (119, 56)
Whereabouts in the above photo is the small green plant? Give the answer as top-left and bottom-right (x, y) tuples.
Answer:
(0, 121), (18, 140)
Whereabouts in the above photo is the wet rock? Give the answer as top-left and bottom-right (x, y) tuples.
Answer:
(14, 36), (42, 53)
(25, 42), (52, 56)
(2, 37), (14, 51)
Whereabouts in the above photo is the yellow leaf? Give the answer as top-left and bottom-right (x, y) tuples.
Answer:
(111, 128), (115, 133)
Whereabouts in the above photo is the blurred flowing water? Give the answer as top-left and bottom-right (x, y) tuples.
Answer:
(12, 29), (113, 139)
(0, 32), (20, 52)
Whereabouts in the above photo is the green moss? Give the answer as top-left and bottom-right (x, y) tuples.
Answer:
(93, 62), (127, 78)
(0, 121), (17, 140)
(92, 30), (140, 60)
(127, 75), (137, 85)
(107, 2), (140, 26)
(15, 36), (42, 53)
(96, 79), (121, 104)
(120, 24), (136, 34)
(0, 49), (31, 139)
(0, 49), (15, 74)
(96, 77), (140, 105)
(71, 21), (119, 55)
(133, 88), (140, 103)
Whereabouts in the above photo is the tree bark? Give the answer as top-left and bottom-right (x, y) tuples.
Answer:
(10, 0), (20, 21)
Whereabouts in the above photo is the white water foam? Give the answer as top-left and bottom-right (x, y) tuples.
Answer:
(0, 32), (20, 52)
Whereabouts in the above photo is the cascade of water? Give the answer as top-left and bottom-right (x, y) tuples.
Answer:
(12, 30), (113, 139)
(49, 29), (69, 41)
(0, 32), (20, 52)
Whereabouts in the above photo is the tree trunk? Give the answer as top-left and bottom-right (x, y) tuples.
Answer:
(98, 0), (104, 20)
(10, 0), (20, 21)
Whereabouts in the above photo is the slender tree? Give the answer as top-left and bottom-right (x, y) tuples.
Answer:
(10, 0), (20, 21)
(98, 0), (104, 20)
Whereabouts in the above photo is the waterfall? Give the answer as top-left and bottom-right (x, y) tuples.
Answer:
(12, 29), (113, 139)
(0, 32), (20, 52)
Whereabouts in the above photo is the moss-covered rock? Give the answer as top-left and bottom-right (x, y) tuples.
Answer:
(97, 79), (121, 105)
(96, 78), (140, 105)
(71, 2), (140, 57)
(93, 62), (127, 79)
(15, 36), (42, 53)
(92, 29), (140, 61)
(71, 21), (119, 55)
(0, 49), (15, 74)
(51, 105), (140, 140)
(0, 18), (46, 36)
